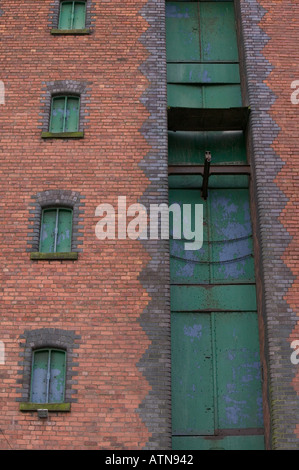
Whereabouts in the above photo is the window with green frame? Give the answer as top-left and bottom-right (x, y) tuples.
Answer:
(59, 1), (87, 30)
(30, 349), (66, 404)
(49, 95), (80, 134)
(40, 208), (73, 253)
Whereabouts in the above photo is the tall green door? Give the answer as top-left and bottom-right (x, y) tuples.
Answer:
(169, 184), (265, 450)
(167, 0), (265, 450)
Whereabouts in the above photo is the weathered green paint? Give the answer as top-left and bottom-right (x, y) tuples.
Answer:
(166, 2), (239, 63)
(168, 175), (249, 190)
(200, 2), (239, 63)
(30, 349), (66, 404)
(166, 2), (241, 110)
(172, 435), (265, 451)
(56, 209), (73, 253)
(168, 131), (247, 166)
(171, 311), (263, 441)
(49, 96), (80, 134)
(172, 312), (214, 435)
(40, 209), (56, 253)
(171, 285), (257, 311)
(169, 188), (254, 285)
(214, 313), (264, 430)
(30, 252), (78, 261)
(39, 208), (72, 254)
(49, 350), (66, 404)
(59, 1), (86, 30)
(20, 403), (71, 412)
(167, 84), (242, 109)
(167, 64), (240, 84)
(167, 0), (264, 451)
(30, 350), (48, 404)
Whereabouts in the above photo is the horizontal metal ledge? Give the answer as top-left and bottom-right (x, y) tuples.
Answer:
(168, 165), (251, 176)
(168, 106), (250, 131)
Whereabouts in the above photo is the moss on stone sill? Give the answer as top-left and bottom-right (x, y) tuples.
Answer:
(20, 403), (71, 412)
(30, 252), (78, 261)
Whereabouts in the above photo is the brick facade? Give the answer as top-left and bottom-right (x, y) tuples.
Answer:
(0, 0), (170, 450)
(0, 0), (299, 451)
(238, 0), (299, 450)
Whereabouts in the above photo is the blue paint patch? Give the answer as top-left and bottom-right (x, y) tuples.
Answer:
(184, 324), (203, 342)
(166, 4), (190, 18)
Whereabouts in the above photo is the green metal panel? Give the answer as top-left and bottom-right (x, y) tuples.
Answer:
(49, 350), (66, 403)
(172, 435), (265, 450)
(65, 96), (80, 133)
(171, 285), (257, 311)
(168, 175), (250, 190)
(203, 85), (242, 108)
(171, 311), (264, 445)
(167, 63), (241, 84)
(200, 2), (239, 62)
(214, 313), (264, 429)
(49, 97), (66, 134)
(56, 209), (72, 253)
(166, 3), (200, 63)
(40, 209), (57, 253)
(73, 2), (86, 29)
(168, 131), (247, 166)
(209, 189), (255, 283)
(169, 188), (254, 284)
(167, 85), (203, 109)
(169, 189), (209, 284)
(166, 2), (239, 63)
(208, 175), (249, 189)
(167, 84), (242, 108)
(59, 2), (73, 30)
(30, 350), (49, 403)
(172, 313), (214, 435)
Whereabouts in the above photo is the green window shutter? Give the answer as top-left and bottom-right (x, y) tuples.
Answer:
(59, 2), (73, 30)
(65, 97), (80, 132)
(30, 350), (49, 403)
(49, 97), (66, 133)
(40, 208), (73, 253)
(49, 96), (80, 133)
(48, 350), (66, 403)
(73, 2), (86, 29)
(59, 1), (86, 30)
(56, 209), (72, 253)
(40, 209), (57, 253)
(30, 350), (66, 404)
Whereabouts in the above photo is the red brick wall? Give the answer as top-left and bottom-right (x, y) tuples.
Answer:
(0, 0), (161, 449)
(259, 0), (299, 440)
(239, 0), (299, 448)
(259, 0), (299, 439)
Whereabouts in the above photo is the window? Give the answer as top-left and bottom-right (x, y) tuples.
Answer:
(59, 1), (87, 30)
(30, 349), (66, 404)
(49, 95), (80, 134)
(40, 207), (73, 253)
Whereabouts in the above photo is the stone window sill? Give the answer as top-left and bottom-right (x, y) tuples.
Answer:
(41, 131), (84, 139)
(19, 403), (71, 412)
(51, 28), (90, 35)
(30, 252), (78, 261)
